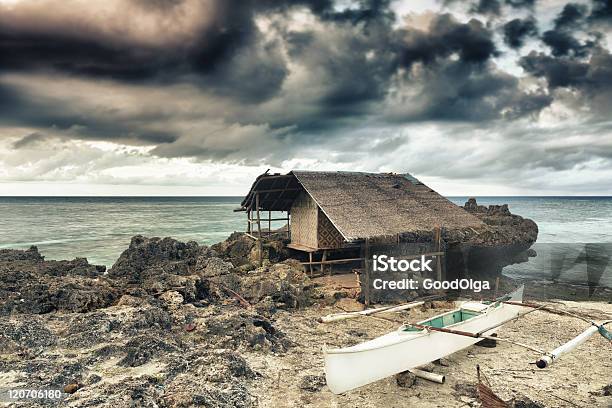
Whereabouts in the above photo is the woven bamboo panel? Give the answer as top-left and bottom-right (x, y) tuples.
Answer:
(290, 191), (318, 249)
(317, 209), (345, 249)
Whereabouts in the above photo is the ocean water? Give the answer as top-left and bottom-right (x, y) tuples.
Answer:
(1, 196), (611, 286)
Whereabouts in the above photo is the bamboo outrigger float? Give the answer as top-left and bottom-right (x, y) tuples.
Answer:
(324, 286), (525, 394)
(536, 319), (612, 368)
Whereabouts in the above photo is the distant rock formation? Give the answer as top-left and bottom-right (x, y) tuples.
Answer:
(444, 198), (539, 279)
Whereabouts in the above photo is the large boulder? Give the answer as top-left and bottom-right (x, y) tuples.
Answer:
(0, 248), (115, 315)
(108, 235), (209, 280)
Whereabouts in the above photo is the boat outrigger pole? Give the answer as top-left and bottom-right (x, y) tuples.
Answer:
(536, 320), (612, 369)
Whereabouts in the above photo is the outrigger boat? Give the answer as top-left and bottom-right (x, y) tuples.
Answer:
(324, 285), (525, 394)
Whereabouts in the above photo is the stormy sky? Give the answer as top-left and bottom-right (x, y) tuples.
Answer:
(0, 0), (610, 195)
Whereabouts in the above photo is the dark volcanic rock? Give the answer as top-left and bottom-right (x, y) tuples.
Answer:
(0, 317), (56, 351)
(463, 198), (538, 249)
(108, 235), (207, 280)
(212, 231), (291, 267)
(212, 232), (256, 267)
(440, 197), (540, 279)
(119, 336), (182, 367)
(0, 246), (44, 262)
(299, 374), (326, 392)
(396, 371), (417, 388)
(0, 248), (116, 315)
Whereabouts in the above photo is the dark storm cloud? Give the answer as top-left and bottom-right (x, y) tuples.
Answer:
(12, 132), (47, 149)
(0, 82), (178, 145)
(542, 30), (594, 57)
(520, 48), (612, 90)
(553, 3), (588, 29)
(540, 3), (597, 58)
(503, 18), (538, 48)
(471, 0), (502, 16)
(589, 0), (612, 24)
(445, 0), (535, 16)
(505, 0), (536, 8)
(524, 0), (611, 116)
(0, 0), (343, 103)
(386, 13), (551, 122)
(0, 0), (609, 167)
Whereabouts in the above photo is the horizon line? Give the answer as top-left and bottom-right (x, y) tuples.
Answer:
(2, 195), (612, 198)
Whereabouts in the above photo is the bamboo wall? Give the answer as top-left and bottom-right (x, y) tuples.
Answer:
(290, 191), (318, 248)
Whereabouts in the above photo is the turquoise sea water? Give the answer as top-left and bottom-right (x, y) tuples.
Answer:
(1, 196), (611, 286)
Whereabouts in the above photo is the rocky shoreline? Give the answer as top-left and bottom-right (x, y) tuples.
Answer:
(1, 230), (610, 407)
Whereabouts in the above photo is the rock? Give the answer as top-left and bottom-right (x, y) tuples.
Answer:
(160, 290), (184, 307)
(211, 232), (256, 267)
(299, 375), (326, 392)
(63, 383), (79, 394)
(513, 396), (545, 408)
(108, 235), (203, 280)
(205, 312), (291, 352)
(347, 329), (368, 338)
(454, 382), (478, 398)
(418, 363), (437, 372)
(237, 260), (314, 310)
(42, 257), (106, 277)
(396, 371), (417, 388)
(0, 248), (117, 315)
(197, 257), (234, 277)
(434, 358), (450, 367)
(455, 198), (539, 279)
(119, 336), (181, 367)
(212, 232), (290, 267)
(0, 246), (44, 262)
(86, 374), (102, 385)
(116, 294), (144, 307)
(590, 384), (612, 397)
(0, 317), (56, 350)
(475, 336), (497, 348)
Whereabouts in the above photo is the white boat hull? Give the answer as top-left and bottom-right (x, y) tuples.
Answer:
(324, 287), (524, 394)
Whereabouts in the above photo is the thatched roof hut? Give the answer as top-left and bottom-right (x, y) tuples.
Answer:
(238, 171), (484, 252)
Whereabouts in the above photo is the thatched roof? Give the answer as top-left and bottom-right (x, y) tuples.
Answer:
(239, 170), (484, 241)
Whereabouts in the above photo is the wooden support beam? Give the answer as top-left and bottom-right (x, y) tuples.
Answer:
(434, 225), (442, 281)
(364, 238), (371, 307)
(247, 209), (251, 234)
(248, 217), (289, 223)
(256, 193), (263, 266)
(322, 250), (328, 275)
(269, 177), (296, 211)
(300, 257), (365, 265)
(308, 252), (313, 276)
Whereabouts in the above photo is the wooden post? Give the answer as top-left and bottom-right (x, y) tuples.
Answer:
(364, 238), (371, 307)
(434, 225), (442, 281)
(268, 210), (271, 237)
(308, 252), (313, 276)
(322, 250), (328, 275)
(256, 193), (263, 266)
(247, 209), (251, 234)
(256, 193), (262, 239)
(286, 210), (291, 239)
